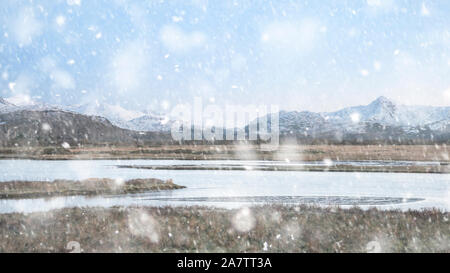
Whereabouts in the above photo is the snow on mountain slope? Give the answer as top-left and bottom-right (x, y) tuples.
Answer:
(0, 98), (173, 132)
(427, 120), (450, 131)
(395, 105), (450, 127)
(268, 97), (450, 136)
(68, 101), (145, 123)
(3, 95), (450, 135)
(322, 96), (450, 127)
(0, 98), (16, 113)
(278, 111), (326, 133)
(124, 114), (174, 132)
(67, 101), (174, 132)
(323, 96), (398, 125)
(0, 97), (62, 113)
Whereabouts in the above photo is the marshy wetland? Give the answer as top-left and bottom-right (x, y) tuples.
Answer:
(0, 145), (448, 252)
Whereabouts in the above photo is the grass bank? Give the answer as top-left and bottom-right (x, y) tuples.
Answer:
(0, 205), (448, 253)
(1, 145), (449, 162)
(0, 178), (184, 199)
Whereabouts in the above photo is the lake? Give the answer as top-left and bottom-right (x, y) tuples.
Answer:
(0, 159), (448, 213)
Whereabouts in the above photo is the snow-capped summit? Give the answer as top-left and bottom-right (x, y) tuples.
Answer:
(320, 96), (450, 128)
(369, 96), (396, 116)
(371, 96), (393, 106)
(0, 98), (10, 105)
(0, 97), (18, 113)
(259, 96), (450, 139)
(323, 96), (399, 125)
(125, 114), (174, 132)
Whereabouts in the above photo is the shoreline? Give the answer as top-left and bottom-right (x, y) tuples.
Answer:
(117, 163), (450, 174)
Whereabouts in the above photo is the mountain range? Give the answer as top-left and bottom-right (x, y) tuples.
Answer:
(272, 96), (450, 144)
(0, 98), (170, 147)
(1, 96), (449, 146)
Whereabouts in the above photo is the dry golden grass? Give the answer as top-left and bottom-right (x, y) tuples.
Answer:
(0, 144), (449, 162)
(0, 205), (448, 253)
(0, 178), (184, 199)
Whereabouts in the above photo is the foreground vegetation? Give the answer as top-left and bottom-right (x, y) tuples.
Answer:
(0, 205), (448, 253)
(0, 178), (184, 199)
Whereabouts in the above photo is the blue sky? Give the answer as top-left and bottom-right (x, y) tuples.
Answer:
(1, 0), (450, 113)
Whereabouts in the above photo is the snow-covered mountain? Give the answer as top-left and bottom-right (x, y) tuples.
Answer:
(427, 120), (450, 132)
(0, 98), (16, 113)
(0, 97), (172, 147)
(0, 97), (62, 114)
(275, 96), (450, 133)
(68, 102), (144, 125)
(321, 96), (450, 128)
(2, 95), (450, 144)
(277, 111), (326, 134)
(323, 96), (398, 125)
(125, 114), (174, 132)
(1, 97), (174, 132)
(67, 101), (174, 132)
(257, 96), (450, 144)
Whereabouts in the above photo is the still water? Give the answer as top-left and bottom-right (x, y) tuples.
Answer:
(0, 160), (448, 213)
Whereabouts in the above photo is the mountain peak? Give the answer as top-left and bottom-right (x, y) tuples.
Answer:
(0, 97), (11, 105)
(0, 97), (16, 108)
(370, 96), (395, 107)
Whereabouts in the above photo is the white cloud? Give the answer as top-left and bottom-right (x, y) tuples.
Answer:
(39, 56), (58, 73)
(10, 7), (42, 47)
(8, 74), (34, 95)
(103, 104), (144, 121)
(1, 71), (8, 81)
(394, 51), (418, 73)
(6, 94), (35, 106)
(261, 19), (321, 54)
(50, 69), (76, 90)
(443, 89), (450, 103)
(365, 0), (396, 14)
(110, 40), (151, 92)
(38, 57), (76, 90)
(231, 54), (247, 72)
(67, 0), (81, 6)
(160, 25), (206, 53)
(366, 0), (394, 9)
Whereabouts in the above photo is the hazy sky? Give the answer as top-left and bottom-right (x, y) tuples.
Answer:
(1, 0), (450, 113)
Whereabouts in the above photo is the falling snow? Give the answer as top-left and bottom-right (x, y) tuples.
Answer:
(0, 0), (448, 254)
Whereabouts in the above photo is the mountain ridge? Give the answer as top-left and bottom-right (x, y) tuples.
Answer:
(0, 98), (172, 147)
(270, 96), (450, 144)
(1, 96), (450, 146)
